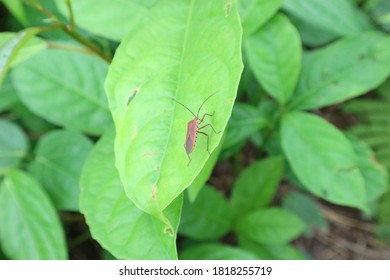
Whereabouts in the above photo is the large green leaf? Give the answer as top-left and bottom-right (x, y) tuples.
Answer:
(0, 30), (46, 85)
(245, 13), (301, 104)
(55, 0), (158, 41)
(0, 119), (28, 174)
(29, 130), (93, 211)
(238, 0), (284, 37)
(79, 130), (181, 260)
(290, 32), (390, 110)
(12, 49), (112, 135)
(180, 243), (258, 260)
(281, 111), (368, 211)
(283, 0), (372, 37)
(236, 208), (305, 245)
(0, 170), (67, 259)
(105, 0), (243, 220)
(179, 185), (232, 240)
(231, 157), (284, 219)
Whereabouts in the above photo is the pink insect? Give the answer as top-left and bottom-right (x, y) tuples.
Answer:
(171, 93), (221, 166)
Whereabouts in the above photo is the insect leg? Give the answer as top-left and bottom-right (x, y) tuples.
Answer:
(198, 123), (221, 134)
(198, 111), (215, 124)
(198, 131), (210, 154)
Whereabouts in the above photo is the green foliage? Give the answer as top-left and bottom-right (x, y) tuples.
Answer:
(12, 49), (112, 135)
(29, 130), (93, 211)
(105, 0), (243, 222)
(281, 111), (367, 212)
(282, 192), (329, 237)
(231, 157), (284, 219)
(180, 243), (258, 260)
(0, 119), (28, 174)
(79, 130), (181, 259)
(236, 208), (306, 245)
(180, 186), (232, 240)
(0, 170), (67, 259)
(245, 13), (301, 104)
(1, 0), (390, 260)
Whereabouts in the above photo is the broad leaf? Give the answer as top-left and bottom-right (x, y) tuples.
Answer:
(291, 32), (390, 110)
(245, 13), (301, 104)
(231, 156), (284, 219)
(29, 130), (93, 211)
(12, 48), (112, 135)
(283, 0), (372, 37)
(238, 0), (284, 37)
(0, 119), (28, 174)
(79, 130), (181, 260)
(0, 30), (46, 85)
(105, 0), (243, 220)
(236, 208), (305, 245)
(180, 243), (258, 260)
(55, 0), (159, 41)
(179, 186), (232, 240)
(0, 170), (67, 259)
(281, 111), (368, 211)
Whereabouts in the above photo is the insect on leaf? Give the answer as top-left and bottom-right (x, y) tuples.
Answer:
(105, 0), (243, 224)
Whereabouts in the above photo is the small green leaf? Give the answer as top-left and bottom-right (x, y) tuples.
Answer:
(0, 170), (67, 259)
(291, 32), (390, 110)
(236, 208), (305, 245)
(0, 74), (18, 112)
(0, 30), (46, 85)
(281, 111), (368, 211)
(238, 0), (284, 37)
(288, 14), (338, 47)
(179, 186), (232, 240)
(347, 134), (389, 214)
(105, 0), (243, 220)
(12, 49), (112, 135)
(282, 191), (329, 237)
(223, 103), (266, 151)
(231, 157), (284, 219)
(0, 119), (28, 174)
(283, 0), (372, 37)
(238, 236), (306, 259)
(180, 243), (258, 260)
(245, 13), (301, 104)
(79, 130), (181, 260)
(55, 0), (159, 41)
(29, 130), (93, 211)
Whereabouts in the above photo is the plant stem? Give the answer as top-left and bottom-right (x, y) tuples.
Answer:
(24, 0), (112, 63)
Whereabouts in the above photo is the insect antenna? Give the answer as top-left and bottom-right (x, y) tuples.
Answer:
(196, 91), (218, 117)
(171, 97), (196, 118)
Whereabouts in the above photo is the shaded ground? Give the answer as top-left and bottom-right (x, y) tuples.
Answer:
(295, 203), (390, 259)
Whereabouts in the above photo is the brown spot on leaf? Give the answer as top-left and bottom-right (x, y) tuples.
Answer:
(151, 184), (157, 200)
(164, 227), (174, 236)
(225, 0), (232, 17)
